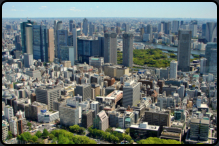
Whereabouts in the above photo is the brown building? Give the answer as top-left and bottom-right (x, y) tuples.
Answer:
(81, 109), (93, 128)
(104, 77), (115, 86)
(157, 80), (164, 94)
(48, 29), (55, 62)
(139, 80), (153, 89)
(31, 93), (36, 104)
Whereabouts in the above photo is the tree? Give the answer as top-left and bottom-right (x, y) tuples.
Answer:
(42, 128), (49, 138)
(137, 137), (181, 144)
(31, 136), (38, 142)
(7, 131), (13, 140)
(35, 131), (42, 138)
(27, 122), (31, 127)
(49, 134), (55, 140)
(125, 128), (130, 135)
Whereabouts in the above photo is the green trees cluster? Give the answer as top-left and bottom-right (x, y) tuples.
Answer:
(69, 125), (85, 135)
(137, 137), (181, 144)
(88, 126), (133, 144)
(7, 131), (13, 140)
(50, 129), (96, 144)
(117, 51), (123, 64)
(17, 132), (40, 143)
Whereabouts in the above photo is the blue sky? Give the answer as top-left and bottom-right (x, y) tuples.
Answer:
(2, 2), (217, 18)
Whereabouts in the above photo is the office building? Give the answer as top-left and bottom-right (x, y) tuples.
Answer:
(60, 46), (74, 66)
(160, 126), (182, 142)
(89, 57), (104, 68)
(124, 23), (129, 32)
(14, 35), (22, 51)
(56, 30), (68, 59)
(29, 101), (47, 121)
(202, 24), (206, 39)
(20, 20), (37, 54)
(146, 24), (153, 41)
(130, 122), (160, 139)
(123, 32), (134, 67)
(205, 22), (217, 42)
(2, 121), (8, 141)
(35, 85), (61, 110)
(83, 18), (88, 36)
(91, 101), (99, 117)
(75, 84), (91, 101)
(47, 29), (55, 62)
(177, 30), (192, 72)
(9, 117), (18, 136)
(170, 60), (177, 79)
(158, 23), (163, 33)
(89, 24), (95, 36)
(4, 105), (14, 121)
(93, 110), (109, 131)
(77, 36), (99, 64)
(69, 20), (74, 32)
(200, 58), (207, 75)
(25, 69), (41, 80)
(172, 20), (179, 34)
(73, 28), (78, 61)
(38, 110), (59, 123)
(160, 68), (169, 79)
(32, 25), (48, 62)
(59, 98), (79, 127)
(123, 79), (141, 108)
(82, 109), (93, 128)
(189, 24), (197, 38)
(205, 42), (217, 74)
(164, 22), (171, 34)
(104, 32), (117, 64)
(54, 20), (62, 57)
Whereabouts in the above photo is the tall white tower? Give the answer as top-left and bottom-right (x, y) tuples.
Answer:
(170, 60), (178, 79)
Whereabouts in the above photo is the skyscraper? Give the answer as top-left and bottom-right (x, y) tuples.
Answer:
(164, 22), (171, 34)
(206, 22), (217, 42)
(48, 29), (55, 62)
(172, 20), (179, 34)
(20, 20), (37, 54)
(60, 46), (74, 66)
(189, 24), (197, 38)
(83, 18), (88, 36)
(57, 30), (68, 59)
(146, 24), (153, 42)
(169, 60), (178, 79)
(158, 23), (163, 33)
(177, 30), (192, 72)
(14, 35), (22, 51)
(69, 20), (74, 32)
(24, 53), (33, 68)
(104, 32), (117, 64)
(202, 24), (206, 39)
(54, 20), (63, 58)
(205, 42), (217, 74)
(124, 23), (129, 32)
(32, 25), (48, 62)
(200, 58), (207, 75)
(89, 24), (95, 36)
(73, 28), (78, 61)
(123, 32), (134, 67)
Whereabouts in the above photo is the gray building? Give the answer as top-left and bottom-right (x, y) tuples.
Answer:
(24, 53), (33, 68)
(160, 68), (169, 80)
(205, 42), (217, 75)
(146, 24), (153, 41)
(104, 32), (117, 64)
(205, 22), (217, 42)
(59, 99), (79, 127)
(89, 57), (104, 68)
(83, 18), (88, 36)
(177, 30), (192, 72)
(123, 80), (141, 108)
(123, 33), (134, 67)
(56, 30), (68, 59)
(75, 84), (91, 101)
(25, 69), (41, 80)
(54, 20), (62, 58)
(35, 85), (61, 110)
(69, 20), (74, 32)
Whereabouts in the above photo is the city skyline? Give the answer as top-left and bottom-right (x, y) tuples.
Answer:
(2, 2), (217, 19)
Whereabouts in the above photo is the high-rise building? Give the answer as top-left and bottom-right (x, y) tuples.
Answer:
(164, 22), (171, 34)
(4, 105), (14, 121)
(20, 20), (37, 54)
(146, 24), (153, 41)
(189, 24), (197, 38)
(170, 60), (178, 79)
(123, 79), (141, 108)
(54, 20), (62, 57)
(98, 36), (104, 57)
(47, 29), (55, 62)
(89, 24), (95, 36)
(93, 110), (109, 131)
(24, 53), (33, 68)
(104, 32), (117, 64)
(124, 23), (129, 32)
(14, 35), (22, 51)
(123, 32), (134, 67)
(69, 20), (74, 32)
(158, 23), (163, 33)
(60, 46), (74, 66)
(75, 84), (91, 101)
(202, 24), (206, 39)
(32, 25), (48, 62)
(205, 42), (217, 74)
(189, 119), (209, 141)
(35, 85), (61, 110)
(177, 30), (192, 72)
(56, 30), (68, 59)
(9, 117), (18, 136)
(2, 121), (8, 141)
(116, 22), (121, 27)
(73, 28), (77, 61)
(77, 36), (99, 64)
(200, 58), (207, 75)
(81, 109), (93, 128)
(206, 22), (217, 42)
(83, 18), (88, 36)
(172, 20), (179, 34)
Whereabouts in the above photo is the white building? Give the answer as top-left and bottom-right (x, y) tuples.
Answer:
(143, 33), (150, 42)
(4, 105), (14, 122)
(170, 60), (178, 79)
(38, 110), (59, 123)
(91, 101), (99, 116)
(9, 117), (18, 136)
(189, 24), (197, 38)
